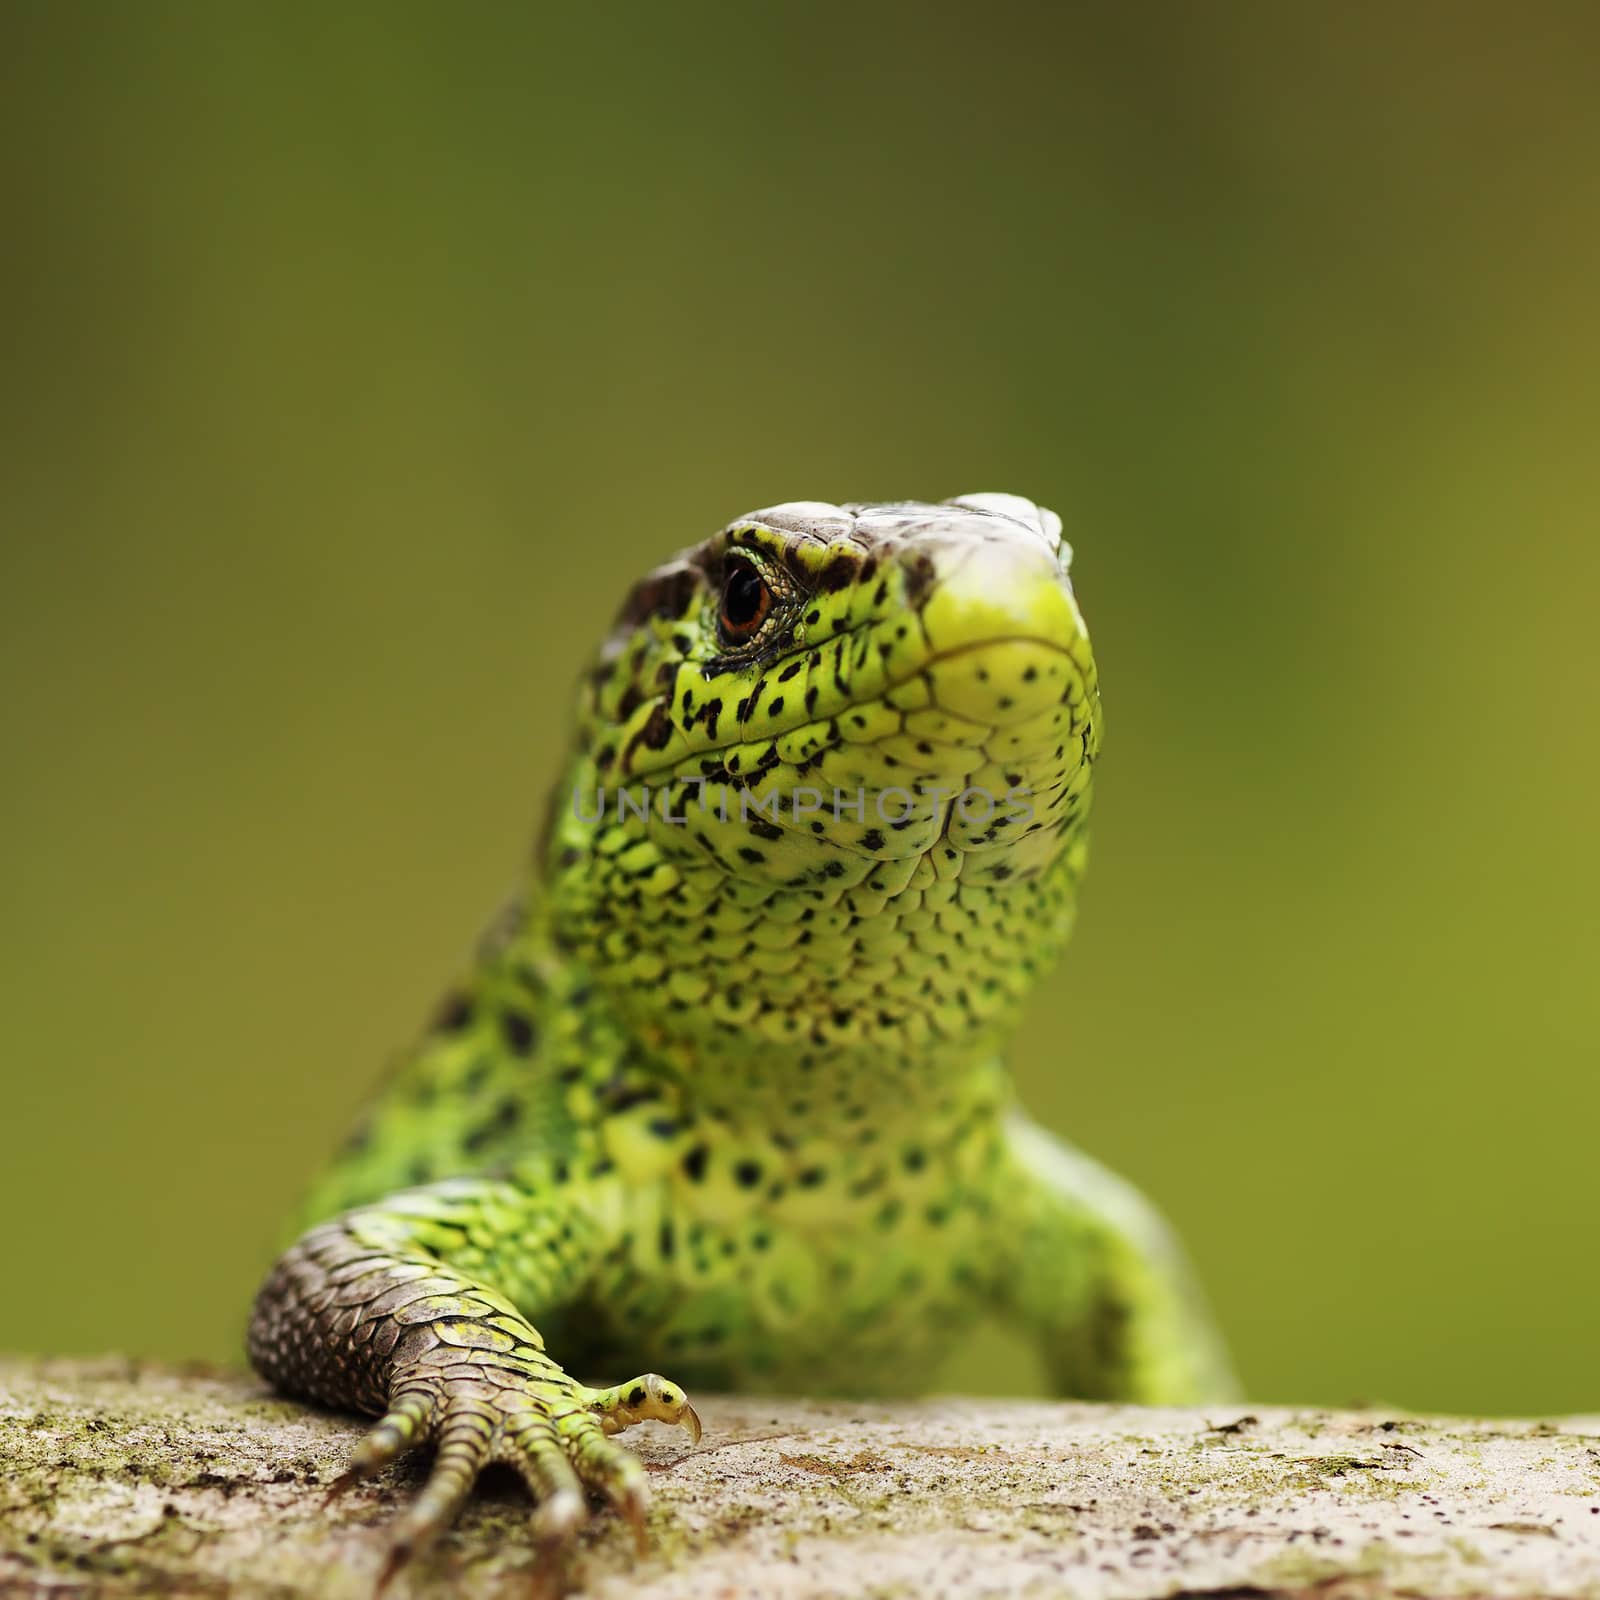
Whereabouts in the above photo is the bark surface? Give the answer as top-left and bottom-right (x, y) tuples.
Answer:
(2, 1358), (1597, 1598)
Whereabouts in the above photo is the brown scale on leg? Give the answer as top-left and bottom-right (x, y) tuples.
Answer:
(251, 1184), (700, 1583)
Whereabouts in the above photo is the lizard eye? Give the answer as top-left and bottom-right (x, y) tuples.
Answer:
(717, 557), (772, 646)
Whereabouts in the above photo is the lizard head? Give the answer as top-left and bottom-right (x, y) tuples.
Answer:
(543, 495), (1100, 1116)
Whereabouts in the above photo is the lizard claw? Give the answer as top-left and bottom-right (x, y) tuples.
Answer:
(680, 1400), (703, 1447)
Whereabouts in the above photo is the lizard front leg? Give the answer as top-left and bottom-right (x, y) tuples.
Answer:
(994, 1113), (1240, 1405)
(248, 1175), (699, 1580)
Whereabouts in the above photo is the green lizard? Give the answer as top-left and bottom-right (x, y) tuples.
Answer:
(249, 494), (1236, 1576)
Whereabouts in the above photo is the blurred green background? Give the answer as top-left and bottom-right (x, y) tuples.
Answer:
(2, 2), (1596, 1417)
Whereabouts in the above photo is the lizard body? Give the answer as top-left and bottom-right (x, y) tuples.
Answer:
(249, 494), (1235, 1572)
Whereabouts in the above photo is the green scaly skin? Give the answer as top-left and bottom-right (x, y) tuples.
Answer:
(249, 494), (1237, 1576)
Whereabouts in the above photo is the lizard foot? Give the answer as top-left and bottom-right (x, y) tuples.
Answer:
(329, 1355), (700, 1586)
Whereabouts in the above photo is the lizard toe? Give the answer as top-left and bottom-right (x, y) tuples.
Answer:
(585, 1371), (703, 1444)
(334, 1381), (440, 1493)
(375, 1397), (496, 1585)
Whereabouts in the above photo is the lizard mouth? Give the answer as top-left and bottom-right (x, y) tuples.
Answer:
(855, 538), (1095, 867)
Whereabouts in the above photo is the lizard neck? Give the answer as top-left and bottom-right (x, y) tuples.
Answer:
(531, 804), (1089, 1134)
